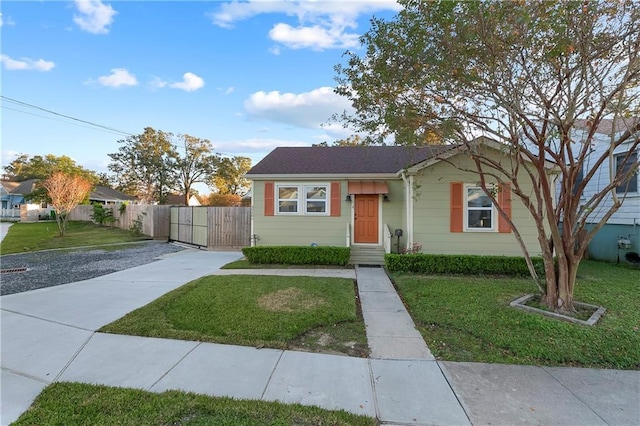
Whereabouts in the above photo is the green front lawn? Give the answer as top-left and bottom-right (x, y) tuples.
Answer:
(392, 260), (640, 370)
(13, 382), (375, 425)
(0, 221), (148, 254)
(100, 275), (368, 357)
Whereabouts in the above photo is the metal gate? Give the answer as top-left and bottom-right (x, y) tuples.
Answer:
(169, 206), (250, 248)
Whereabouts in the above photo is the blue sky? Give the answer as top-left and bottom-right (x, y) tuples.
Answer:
(1, 0), (400, 189)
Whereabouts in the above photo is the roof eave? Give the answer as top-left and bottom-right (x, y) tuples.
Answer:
(246, 172), (401, 180)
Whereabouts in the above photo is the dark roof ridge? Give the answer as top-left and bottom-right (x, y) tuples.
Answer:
(247, 145), (451, 175)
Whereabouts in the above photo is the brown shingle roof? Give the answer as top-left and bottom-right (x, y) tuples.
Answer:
(90, 186), (138, 202)
(247, 146), (453, 175)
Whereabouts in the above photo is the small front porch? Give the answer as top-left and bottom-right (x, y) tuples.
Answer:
(349, 244), (386, 266)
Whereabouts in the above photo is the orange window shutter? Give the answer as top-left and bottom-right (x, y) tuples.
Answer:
(498, 182), (512, 233)
(450, 182), (463, 233)
(264, 182), (274, 216)
(330, 182), (341, 217)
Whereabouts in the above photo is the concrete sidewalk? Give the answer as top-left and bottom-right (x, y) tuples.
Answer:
(2, 253), (639, 425)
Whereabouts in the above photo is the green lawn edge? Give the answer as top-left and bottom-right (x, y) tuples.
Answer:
(99, 274), (368, 357)
(13, 382), (376, 425)
(0, 221), (149, 254)
(391, 260), (640, 370)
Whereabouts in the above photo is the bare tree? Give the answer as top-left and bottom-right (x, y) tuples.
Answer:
(335, 0), (640, 312)
(42, 172), (93, 236)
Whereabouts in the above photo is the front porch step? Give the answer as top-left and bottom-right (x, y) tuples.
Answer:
(349, 246), (386, 266)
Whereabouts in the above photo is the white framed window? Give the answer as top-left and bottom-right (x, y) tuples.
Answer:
(277, 186), (299, 214)
(276, 183), (329, 215)
(305, 185), (327, 214)
(464, 185), (496, 231)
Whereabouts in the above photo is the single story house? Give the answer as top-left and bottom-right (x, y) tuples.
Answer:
(246, 140), (550, 264)
(89, 186), (139, 205)
(1, 179), (138, 220)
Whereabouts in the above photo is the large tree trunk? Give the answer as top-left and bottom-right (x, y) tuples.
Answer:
(544, 251), (580, 313)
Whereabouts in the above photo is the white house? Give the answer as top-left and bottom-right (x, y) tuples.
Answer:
(568, 119), (639, 262)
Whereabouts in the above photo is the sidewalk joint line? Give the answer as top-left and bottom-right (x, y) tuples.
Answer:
(367, 359), (382, 420)
(148, 342), (202, 391)
(0, 308), (95, 332)
(1, 367), (52, 385)
(260, 350), (285, 400)
(541, 366), (610, 425)
(436, 361), (473, 425)
(53, 332), (96, 382)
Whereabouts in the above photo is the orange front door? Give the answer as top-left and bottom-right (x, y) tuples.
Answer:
(354, 194), (379, 243)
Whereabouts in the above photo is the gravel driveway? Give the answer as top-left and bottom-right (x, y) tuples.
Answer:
(0, 241), (186, 296)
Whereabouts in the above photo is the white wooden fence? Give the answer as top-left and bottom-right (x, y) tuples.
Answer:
(68, 204), (170, 238)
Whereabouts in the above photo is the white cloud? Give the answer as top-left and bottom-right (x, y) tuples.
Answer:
(0, 13), (16, 27)
(97, 68), (138, 87)
(210, 0), (401, 51)
(149, 76), (168, 89)
(217, 86), (235, 95)
(269, 46), (281, 55)
(214, 138), (309, 154)
(0, 54), (55, 71)
(269, 23), (359, 50)
(169, 72), (205, 92)
(73, 0), (117, 34)
(244, 86), (352, 130)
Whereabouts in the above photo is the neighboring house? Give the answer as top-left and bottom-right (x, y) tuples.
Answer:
(89, 186), (138, 205)
(0, 180), (23, 219)
(1, 180), (139, 220)
(567, 119), (639, 262)
(0, 179), (48, 220)
(246, 141), (552, 264)
(164, 194), (202, 206)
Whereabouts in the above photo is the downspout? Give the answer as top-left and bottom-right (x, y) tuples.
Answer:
(401, 171), (414, 249)
(250, 181), (255, 247)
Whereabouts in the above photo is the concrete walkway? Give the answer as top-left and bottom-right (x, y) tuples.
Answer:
(2, 251), (639, 425)
(0, 222), (12, 244)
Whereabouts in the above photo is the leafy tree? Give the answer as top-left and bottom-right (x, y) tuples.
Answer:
(2, 154), (98, 203)
(335, 0), (640, 312)
(42, 172), (93, 236)
(174, 134), (219, 205)
(2, 153), (97, 182)
(95, 172), (113, 187)
(210, 156), (252, 196)
(205, 193), (243, 207)
(108, 127), (177, 204)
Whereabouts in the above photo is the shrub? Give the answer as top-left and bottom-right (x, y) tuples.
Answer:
(129, 212), (146, 237)
(90, 203), (114, 226)
(385, 253), (545, 277)
(242, 246), (350, 266)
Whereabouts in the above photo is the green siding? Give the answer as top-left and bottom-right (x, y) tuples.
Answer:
(412, 152), (542, 257)
(381, 179), (406, 239)
(253, 180), (350, 246)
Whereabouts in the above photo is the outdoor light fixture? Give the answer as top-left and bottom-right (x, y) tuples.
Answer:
(383, 194), (390, 202)
(618, 236), (632, 250)
(345, 195), (352, 202)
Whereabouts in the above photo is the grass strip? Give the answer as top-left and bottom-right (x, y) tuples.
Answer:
(392, 260), (640, 369)
(1, 221), (148, 254)
(14, 382), (376, 425)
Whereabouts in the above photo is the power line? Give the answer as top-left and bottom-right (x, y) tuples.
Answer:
(1, 95), (135, 137)
(1, 105), (134, 137)
(1, 95), (242, 159)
